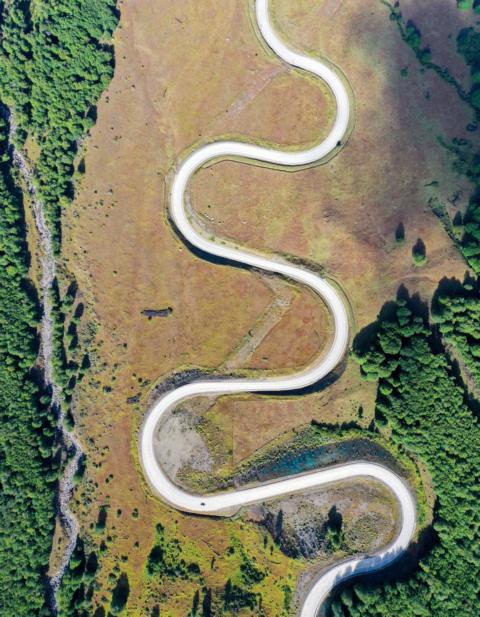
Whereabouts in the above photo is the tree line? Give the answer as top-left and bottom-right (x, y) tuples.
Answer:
(432, 277), (480, 388)
(0, 0), (118, 613)
(330, 289), (480, 616)
(0, 116), (57, 615)
(0, 0), (118, 249)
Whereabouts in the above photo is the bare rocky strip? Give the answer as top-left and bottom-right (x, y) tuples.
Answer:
(6, 110), (83, 609)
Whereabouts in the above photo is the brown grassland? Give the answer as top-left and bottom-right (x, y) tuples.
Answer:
(61, 0), (472, 614)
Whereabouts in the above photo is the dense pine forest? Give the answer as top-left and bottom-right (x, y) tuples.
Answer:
(330, 290), (480, 616)
(432, 278), (480, 389)
(0, 0), (117, 614)
(0, 0), (118, 248)
(0, 116), (56, 615)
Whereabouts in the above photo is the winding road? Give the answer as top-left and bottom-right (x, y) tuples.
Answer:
(140, 1), (416, 615)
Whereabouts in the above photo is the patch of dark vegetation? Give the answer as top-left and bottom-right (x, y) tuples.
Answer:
(48, 275), (84, 404)
(56, 537), (99, 616)
(394, 222), (405, 244)
(331, 288), (480, 616)
(110, 572), (129, 615)
(411, 238), (427, 266)
(427, 195), (466, 258)
(146, 523), (202, 582)
(432, 274), (480, 388)
(0, 0), (119, 249)
(202, 588), (212, 617)
(0, 114), (58, 616)
(223, 579), (259, 613)
(434, 133), (480, 272)
(95, 505), (108, 533)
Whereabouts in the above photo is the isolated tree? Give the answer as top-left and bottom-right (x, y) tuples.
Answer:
(395, 222), (406, 244)
(412, 238), (427, 265)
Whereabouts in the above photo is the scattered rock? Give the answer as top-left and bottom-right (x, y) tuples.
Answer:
(141, 307), (173, 318)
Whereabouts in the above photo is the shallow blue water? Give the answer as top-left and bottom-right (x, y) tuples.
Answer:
(238, 438), (397, 485)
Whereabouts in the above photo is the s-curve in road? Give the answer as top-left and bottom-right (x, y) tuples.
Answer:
(140, 0), (416, 615)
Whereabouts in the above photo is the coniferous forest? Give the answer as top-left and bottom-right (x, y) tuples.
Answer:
(0, 115), (57, 616)
(0, 0), (117, 614)
(330, 291), (480, 616)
